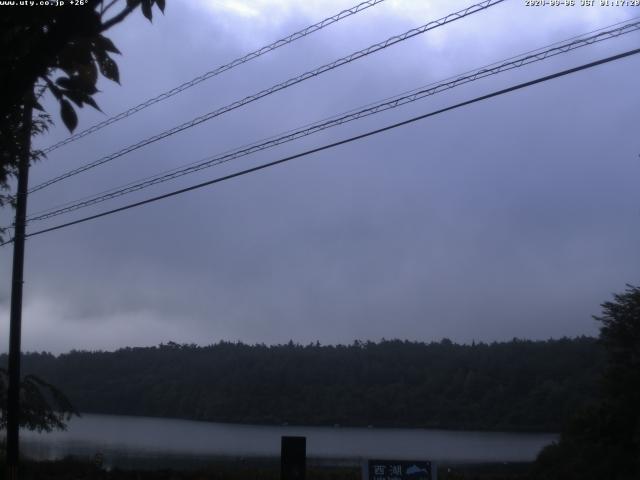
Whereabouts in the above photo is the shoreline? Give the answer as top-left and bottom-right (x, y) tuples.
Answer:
(37, 411), (563, 435)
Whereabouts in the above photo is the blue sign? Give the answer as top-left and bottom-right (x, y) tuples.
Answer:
(367, 460), (434, 480)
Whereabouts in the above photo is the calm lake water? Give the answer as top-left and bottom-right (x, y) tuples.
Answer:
(21, 414), (557, 469)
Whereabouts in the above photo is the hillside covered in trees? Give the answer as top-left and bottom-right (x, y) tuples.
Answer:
(1, 338), (603, 432)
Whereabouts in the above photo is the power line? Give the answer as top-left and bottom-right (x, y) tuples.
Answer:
(28, 0), (505, 195)
(40, 0), (389, 155)
(2, 46), (636, 247)
(25, 18), (640, 223)
(32, 15), (636, 218)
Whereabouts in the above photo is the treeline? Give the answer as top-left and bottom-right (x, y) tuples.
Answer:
(1, 337), (603, 432)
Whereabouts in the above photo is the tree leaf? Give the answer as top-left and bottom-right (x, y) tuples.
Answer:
(99, 56), (120, 84)
(61, 89), (85, 108)
(77, 62), (98, 90)
(60, 99), (78, 132)
(83, 95), (102, 112)
(141, 0), (153, 21)
(61, 86), (102, 112)
(47, 82), (63, 100)
(57, 41), (93, 73)
(56, 76), (73, 89)
(57, 74), (98, 95)
(95, 34), (120, 54)
(156, 0), (165, 13)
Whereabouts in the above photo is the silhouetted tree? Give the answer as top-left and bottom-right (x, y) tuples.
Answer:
(534, 285), (640, 480)
(2, 337), (603, 432)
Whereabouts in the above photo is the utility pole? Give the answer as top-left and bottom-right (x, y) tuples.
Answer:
(6, 95), (33, 480)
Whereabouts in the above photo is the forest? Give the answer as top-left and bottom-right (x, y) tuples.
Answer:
(0, 337), (603, 432)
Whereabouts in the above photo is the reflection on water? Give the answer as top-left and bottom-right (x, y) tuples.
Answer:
(22, 414), (557, 469)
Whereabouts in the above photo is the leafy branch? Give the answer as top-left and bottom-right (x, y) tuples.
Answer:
(0, 367), (79, 433)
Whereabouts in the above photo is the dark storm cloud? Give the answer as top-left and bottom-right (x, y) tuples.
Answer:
(1, 1), (639, 353)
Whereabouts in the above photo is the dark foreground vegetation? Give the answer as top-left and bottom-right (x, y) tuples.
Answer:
(0, 457), (530, 480)
(1, 337), (602, 432)
(0, 458), (355, 480)
(531, 285), (640, 480)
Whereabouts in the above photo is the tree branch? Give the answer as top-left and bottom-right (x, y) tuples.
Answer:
(100, 0), (120, 18)
(100, 2), (138, 32)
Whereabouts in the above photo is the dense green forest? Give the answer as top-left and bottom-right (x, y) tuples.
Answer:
(0, 337), (603, 432)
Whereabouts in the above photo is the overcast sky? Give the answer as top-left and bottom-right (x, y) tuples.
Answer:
(1, 0), (639, 353)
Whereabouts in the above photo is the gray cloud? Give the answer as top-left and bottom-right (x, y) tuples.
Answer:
(1, 1), (639, 353)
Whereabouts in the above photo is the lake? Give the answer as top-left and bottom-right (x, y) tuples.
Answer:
(21, 414), (557, 469)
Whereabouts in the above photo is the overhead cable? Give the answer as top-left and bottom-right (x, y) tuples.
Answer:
(28, 0), (505, 195)
(25, 18), (640, 223)
(2, 46), (635, 246)
(41, 0), (389, 154)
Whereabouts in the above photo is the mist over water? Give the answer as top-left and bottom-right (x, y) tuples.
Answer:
(22, 414), (557, 469)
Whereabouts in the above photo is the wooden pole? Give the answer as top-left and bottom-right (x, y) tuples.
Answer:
(6, 96), (33, 480)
